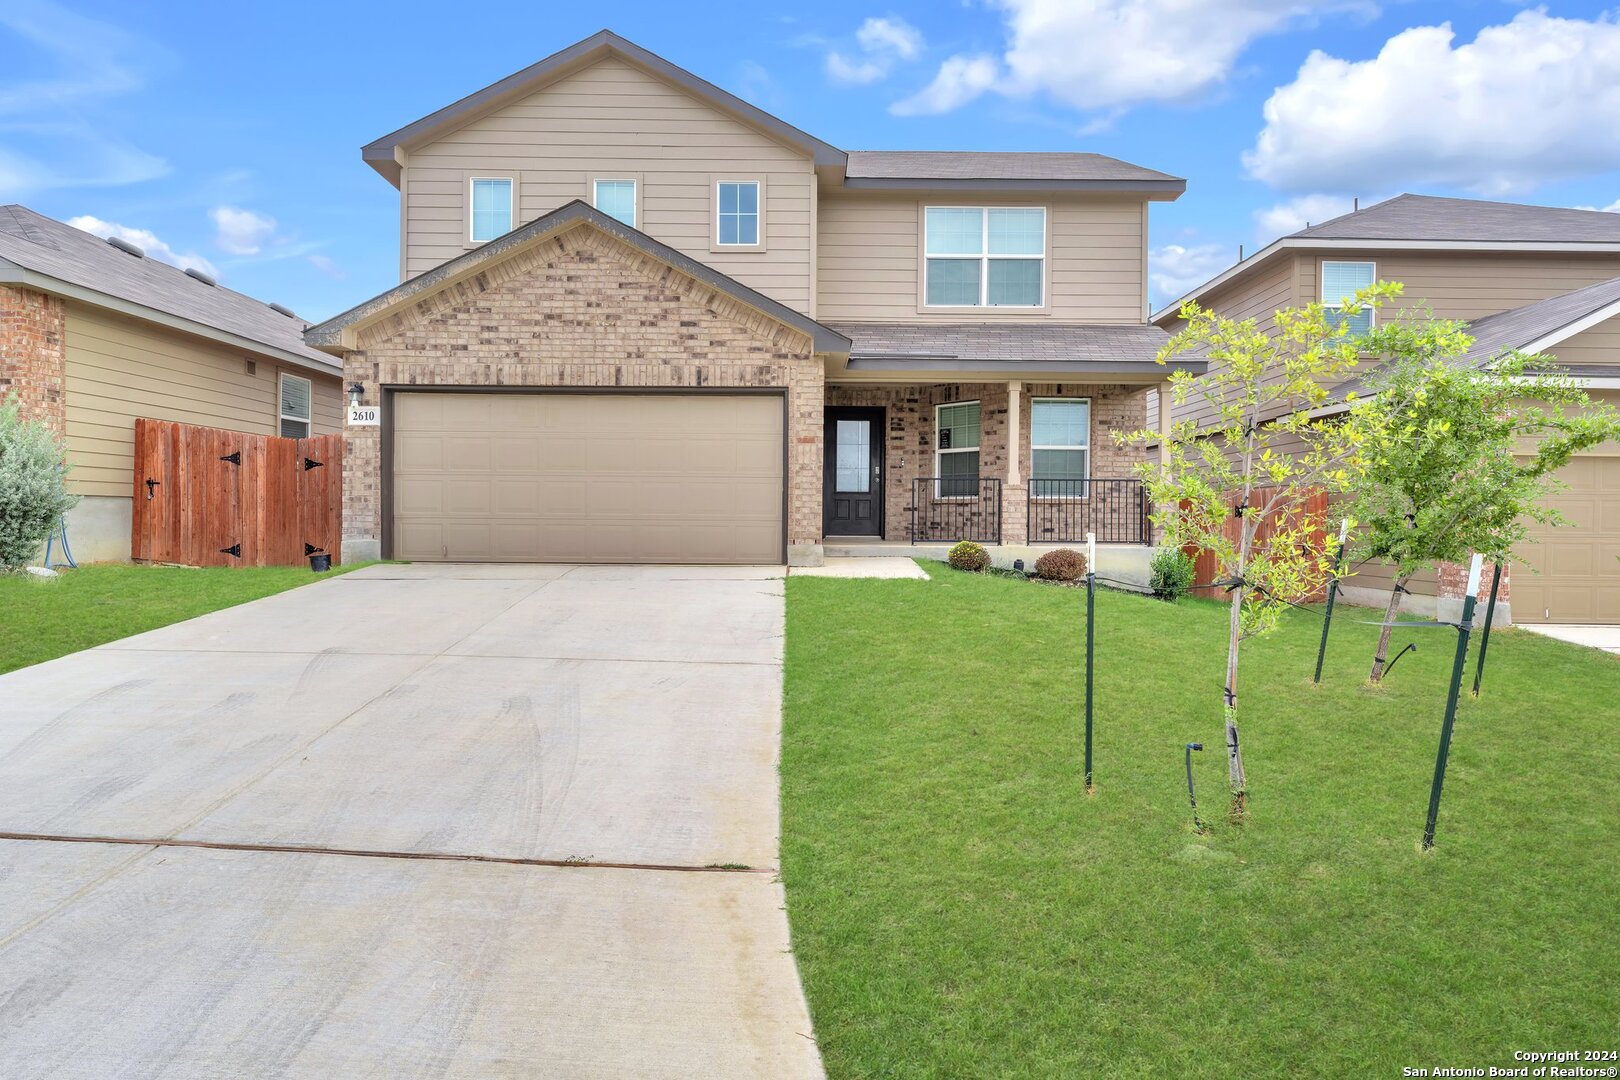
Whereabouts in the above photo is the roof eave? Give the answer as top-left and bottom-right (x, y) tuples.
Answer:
(0, 260), (341, 377)
(842, 177), (1185, 199)
(360, 30), (845, 189)
(303, 199), (851, 355)
(843, 356), (1205, 377)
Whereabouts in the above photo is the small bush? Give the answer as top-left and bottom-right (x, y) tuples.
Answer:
(947, 541), (990, 572)
(1033, 547), (1087, 582)
(1149, 546), (1196, 602)
(0, 397), (77, 571)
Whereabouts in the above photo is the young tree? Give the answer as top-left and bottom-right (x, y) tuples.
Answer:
(1128, 285), (1406, 818)
(0, 396), (77, 570)
(1344, 334), (1620, 682)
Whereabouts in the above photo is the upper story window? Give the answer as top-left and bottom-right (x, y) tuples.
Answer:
(936, 401), (981, 497)
(279, 373), (312, 439)
(1031, 398), (1090, 497)
(924, 207), (1045, 309)
(1322, 261), (1376, 335)
(716, 181), (761, 246)
(469, 177), (513, 243)
(594, 179), (637, 228)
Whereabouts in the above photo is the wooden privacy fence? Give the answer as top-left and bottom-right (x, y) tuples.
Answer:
(132, 419), (342, 567)
(1182, 485), (1332, 602)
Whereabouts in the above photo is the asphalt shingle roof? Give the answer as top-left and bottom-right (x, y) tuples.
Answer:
(1292, 193), (1620, 243)
(844, 151), (1182, 185)
(0, 205), (338, 371)
(829, 321), (1181, 368)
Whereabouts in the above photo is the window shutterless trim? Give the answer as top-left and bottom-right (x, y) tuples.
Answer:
(279, 372), (313, 439)
(1030, 396), (1091, 499)
(467, 176), (515, 245)
(934, 399), (982, 499)
(591, 177), (639, 229)
(712, 178), (765, 252)
(922, 205), (1047, 311)
(1320, 259), (1377, 329)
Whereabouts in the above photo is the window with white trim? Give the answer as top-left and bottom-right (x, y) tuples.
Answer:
(924, 207), (1045, 308)
(279, 373), (312, 439)
(593, 179), (637, 227)
(1031, 398), (1090, 497)
(1322, 261), (1375, 334)
(469, 177), (513, 243)
(935, 401), (981, 497)
(716, 181), (760, 246)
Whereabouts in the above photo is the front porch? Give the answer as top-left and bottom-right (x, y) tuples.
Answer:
(821, 380), (1159, 549)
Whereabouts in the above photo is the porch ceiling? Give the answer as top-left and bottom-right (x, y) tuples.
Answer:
(825, 320), (1204, 383)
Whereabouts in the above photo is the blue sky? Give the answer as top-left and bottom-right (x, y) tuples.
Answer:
(5, 1), (1620, 321)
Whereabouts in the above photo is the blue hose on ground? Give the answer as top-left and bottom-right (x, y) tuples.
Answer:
(43, 514), (77, 569)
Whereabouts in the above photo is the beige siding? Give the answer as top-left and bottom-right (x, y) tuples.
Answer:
(400, 56), (815, 310)
(1165, 253), (1300, 429)
(1301, 251), (1620, 322)
(1546, 313), (1620, 367)
(63, 304), (341, 498)
(816, 190), (1147, 323)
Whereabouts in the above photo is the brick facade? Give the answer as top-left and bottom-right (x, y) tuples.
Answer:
(0, 284), (66, 431)
(1437, 559), (1511, 603)
(825, 381), (1152, 543)
(340, 223), (823, 560)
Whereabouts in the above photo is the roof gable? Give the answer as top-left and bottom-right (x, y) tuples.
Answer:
(362, 31), (845, 186)
(305, 200), (850, 354)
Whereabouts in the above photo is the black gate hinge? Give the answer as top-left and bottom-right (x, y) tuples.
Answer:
(302, 457), (324, 471)
(220, 451), (242, 465)
(220, 543), (241, 558)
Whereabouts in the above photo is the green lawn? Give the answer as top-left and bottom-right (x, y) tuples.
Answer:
(783, 563), (1620, 1078)
(0, 563), (368, 674)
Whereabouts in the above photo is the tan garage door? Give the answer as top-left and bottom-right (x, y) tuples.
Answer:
(391, 392), (783, 564)
(1513, 452), (1620, 623)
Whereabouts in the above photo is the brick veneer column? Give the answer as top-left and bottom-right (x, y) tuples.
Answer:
(0, 284), (67, 432)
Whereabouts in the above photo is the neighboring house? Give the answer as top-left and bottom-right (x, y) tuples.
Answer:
(1152, 194), (1620, 625)
(307, 30), (1200, 569)
(0, 206), (344, 562)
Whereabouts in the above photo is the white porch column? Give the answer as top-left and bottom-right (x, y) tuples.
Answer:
(1007, 380), (1022, 485)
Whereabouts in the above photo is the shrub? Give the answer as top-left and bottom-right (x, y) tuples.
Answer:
(1033, 547), (1087, 582)
(947, 540), (990, 572)
(0, 397), (77, 570)
(1149, 546), (1196, 602)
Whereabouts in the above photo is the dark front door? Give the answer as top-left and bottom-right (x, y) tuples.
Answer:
(824, 407), (884, 537)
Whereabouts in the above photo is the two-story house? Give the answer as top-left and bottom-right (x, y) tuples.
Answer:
(306, 31), (1200, 570)
(1152, 194), (1620, 625)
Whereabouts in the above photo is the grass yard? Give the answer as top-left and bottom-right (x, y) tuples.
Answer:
(0, 563), (368, 674)
(782, 563), (1620, 1078)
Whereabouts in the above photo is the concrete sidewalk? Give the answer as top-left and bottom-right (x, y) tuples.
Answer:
(0, 564), (822, 1078)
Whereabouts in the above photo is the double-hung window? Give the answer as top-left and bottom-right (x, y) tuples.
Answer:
(1031, 399), (1090, 497)
(936, 401), (981, 497)
(593, 179), (637, 228)
(1322, 261), (1376, 335)
(924, 207), (1045, 308)
(469, 177), (513, 243)
(279, 373), (312, 439)
(716, 181), (760, 246)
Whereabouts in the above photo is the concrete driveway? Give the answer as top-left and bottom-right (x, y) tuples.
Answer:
(0, 564), (822, 1078)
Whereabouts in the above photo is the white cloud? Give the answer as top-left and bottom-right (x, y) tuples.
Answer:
(1575, 198), (1620, 213)
(68, 215), (217, 277)
(1253, 193), (1359, 242)
(1246, 10), (1620, 196)
(307, 254), (346, 280)
(827, 16), (925, 85)
(1149, 242), (1233, 304)
(892, 0), (1356, 117)
(210, 205), (277, 255)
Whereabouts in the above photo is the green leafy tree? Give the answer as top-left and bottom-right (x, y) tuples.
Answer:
(1344, 331), (1620, 681)
(0, 396), (77, 570)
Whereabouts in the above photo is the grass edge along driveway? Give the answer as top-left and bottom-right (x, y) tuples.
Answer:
(1, 562), (371, 674)
(781, 562), (1619, 1078)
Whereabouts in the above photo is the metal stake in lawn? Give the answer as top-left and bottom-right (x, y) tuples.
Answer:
(1185, 743), (1207, 833)
(1423, 554), (1485, 851)
(1471, 561), (1503, 698)
(1084, 531), (1096, 794)
(1313, 518), (1350, 684)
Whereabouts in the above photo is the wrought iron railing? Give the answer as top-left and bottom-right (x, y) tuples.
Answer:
(1027, 478), (1150, 545)
(910, 477), (1003, 543)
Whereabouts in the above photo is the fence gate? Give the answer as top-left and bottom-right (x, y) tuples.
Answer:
(132, 419), (342, 567)
(1181, 485), (1331, 601)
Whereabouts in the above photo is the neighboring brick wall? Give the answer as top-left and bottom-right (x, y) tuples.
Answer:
(1437, 559), (1511, 602)
(0, 284), (66, 431)
(341, 223), (822, 555)
(825, 381), (1152, 543)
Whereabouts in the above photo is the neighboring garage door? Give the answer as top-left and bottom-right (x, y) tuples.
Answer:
(1513, 452), (1620, 624)
(391, 392), (783, 564)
